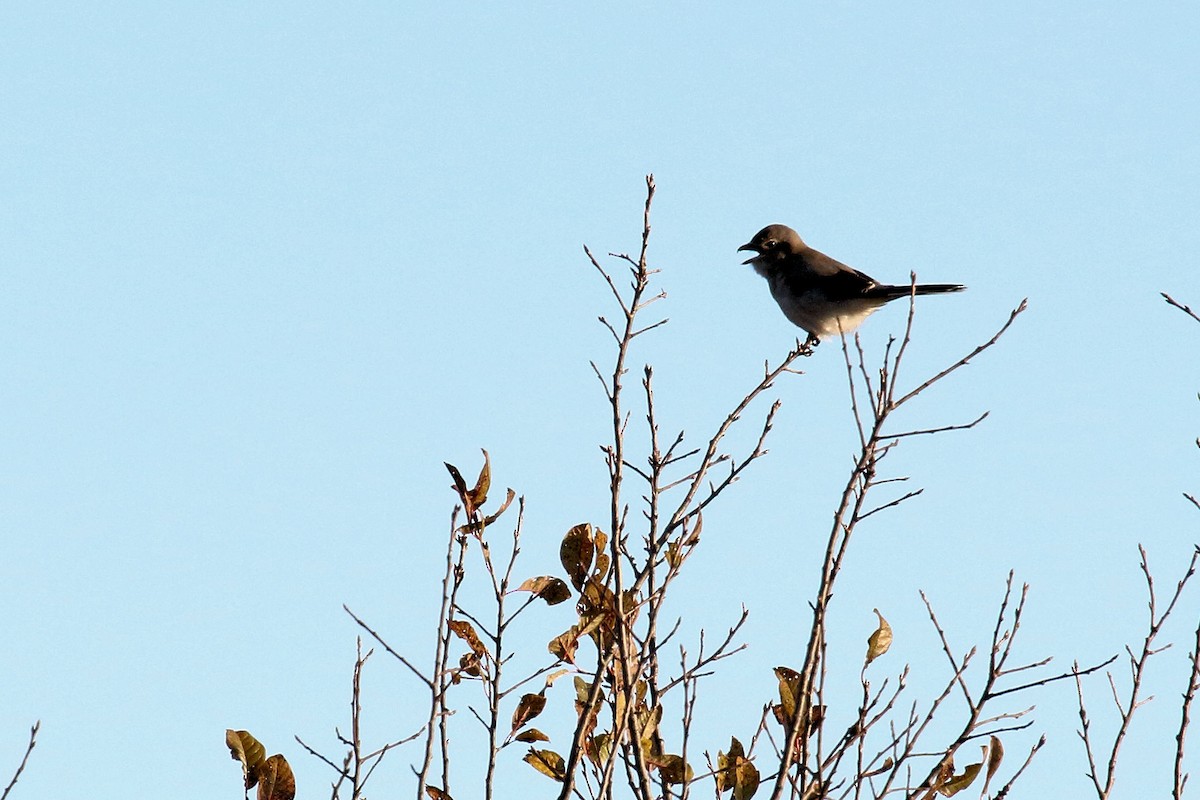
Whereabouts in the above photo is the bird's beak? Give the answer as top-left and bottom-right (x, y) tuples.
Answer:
(737, 242), (757, 265)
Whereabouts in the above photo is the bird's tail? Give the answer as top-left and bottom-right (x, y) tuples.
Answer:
(868, 283), (966, 300)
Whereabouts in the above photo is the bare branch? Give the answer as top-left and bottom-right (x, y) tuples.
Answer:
(1, 722), (38, 800)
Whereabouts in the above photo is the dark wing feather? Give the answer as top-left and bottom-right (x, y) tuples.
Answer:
(792, 247), (879, 299)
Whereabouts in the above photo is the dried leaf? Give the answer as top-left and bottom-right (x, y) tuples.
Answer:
(548, 626), (580, 663)
(510, 692), (548, 734)
(458, 651), (481, 678)
(938, 762), (982, 796)
(716, 738), (759, 799)
(444, 462), (469, 505)
(524, 748), (566, 781)
(448, 620), (488, 659)
(594, 552), (611, 582)
(986, 736), (1004, 781)
(652, 754), (692, 785)
(517, 576), (571, 605)
(515, 728), (550, 743)
(256, 754), (296, 800)
(469, 449), (491, 510)
(226, 729), (267, 789)
(585, 732), (612, 765)
(734, 759), (760, 800)
(425, 788), (452, 800)
(866, 608), (893, 664)
(460, 487), (517, 534)
(544, 668), (570, 687)
(774, 666), (802, 722)
(560, 524), (595, 590)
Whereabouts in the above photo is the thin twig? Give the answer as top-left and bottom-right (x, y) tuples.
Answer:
(1, 722), (38, 800)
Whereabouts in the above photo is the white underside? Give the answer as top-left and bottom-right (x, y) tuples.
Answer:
(770, 283), (883, 338)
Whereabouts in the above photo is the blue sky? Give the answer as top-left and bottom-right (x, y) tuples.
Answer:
(2, 2), (1199, 797)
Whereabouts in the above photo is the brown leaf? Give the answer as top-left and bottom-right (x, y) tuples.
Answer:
(458, 651), (481, 678)
(226, 729), (267, 789)
(445, 462), (469, 506)
(986, 736), (1004, 781)
(515, 728), (550, 743)
(468, 449), (491, 510)
(560, 523), (595, 590)
(257, 754), (296, 800)
(651, 754), (692, 785)
(866, 609), (893, 664)
(448, 620), (488, 659)
(510, 692), (548, 734)
(459, 488), (517, 534)
(425, 788), (452, 800)
(548, 626), (580, 664)
(523, 748), (566, 781)
(517, 576), (571, 605)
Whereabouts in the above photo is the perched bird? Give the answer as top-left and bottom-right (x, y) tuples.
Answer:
(738, 224), (965, 345)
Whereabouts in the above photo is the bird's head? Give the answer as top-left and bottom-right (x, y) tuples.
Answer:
(737, 224), (805, 266)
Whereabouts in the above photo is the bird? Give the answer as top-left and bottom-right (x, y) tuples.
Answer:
(738, 224), (965, 346)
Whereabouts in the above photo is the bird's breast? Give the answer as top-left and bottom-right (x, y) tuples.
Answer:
(768, 277), (883, 338)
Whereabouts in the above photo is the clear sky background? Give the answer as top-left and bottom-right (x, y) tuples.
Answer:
(3, 2), (1199, 798)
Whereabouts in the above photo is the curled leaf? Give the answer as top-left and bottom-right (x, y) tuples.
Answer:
(469, 449), (491, 510)
(548, 626), (580, 664)
(515, 728), (550, 743)
(560, 524), (595, 590)
(866, 609), (893, 664)
(938, 761), (982, 796)
(226, 729), (267, 789)
(517, 576), (571, 605)
(524, 748), (566, 781)
(510, 692), (548, 734)
(448, 620), (488, 659)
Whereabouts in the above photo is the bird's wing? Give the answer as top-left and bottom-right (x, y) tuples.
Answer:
(794, 248), (879, 297)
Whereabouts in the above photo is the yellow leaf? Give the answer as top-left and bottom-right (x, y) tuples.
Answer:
(774, 666), (801, 721)
(715, 738), (758, 799)
(560, 524), (595, 590)
(515, 728), (550, 743)
(585, 732), (612, 765)
(524, 748), (566, 781)
(938, 762), (982, 796)
(866, 609), (893, 664)
(256, 754), (296, 800)
(226, 729), (267, 789)
(510, 692), (548, 734)
(733, 759), (760, 800)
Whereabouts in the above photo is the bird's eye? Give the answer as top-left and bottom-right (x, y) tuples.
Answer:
(763, 239), (777, 249)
